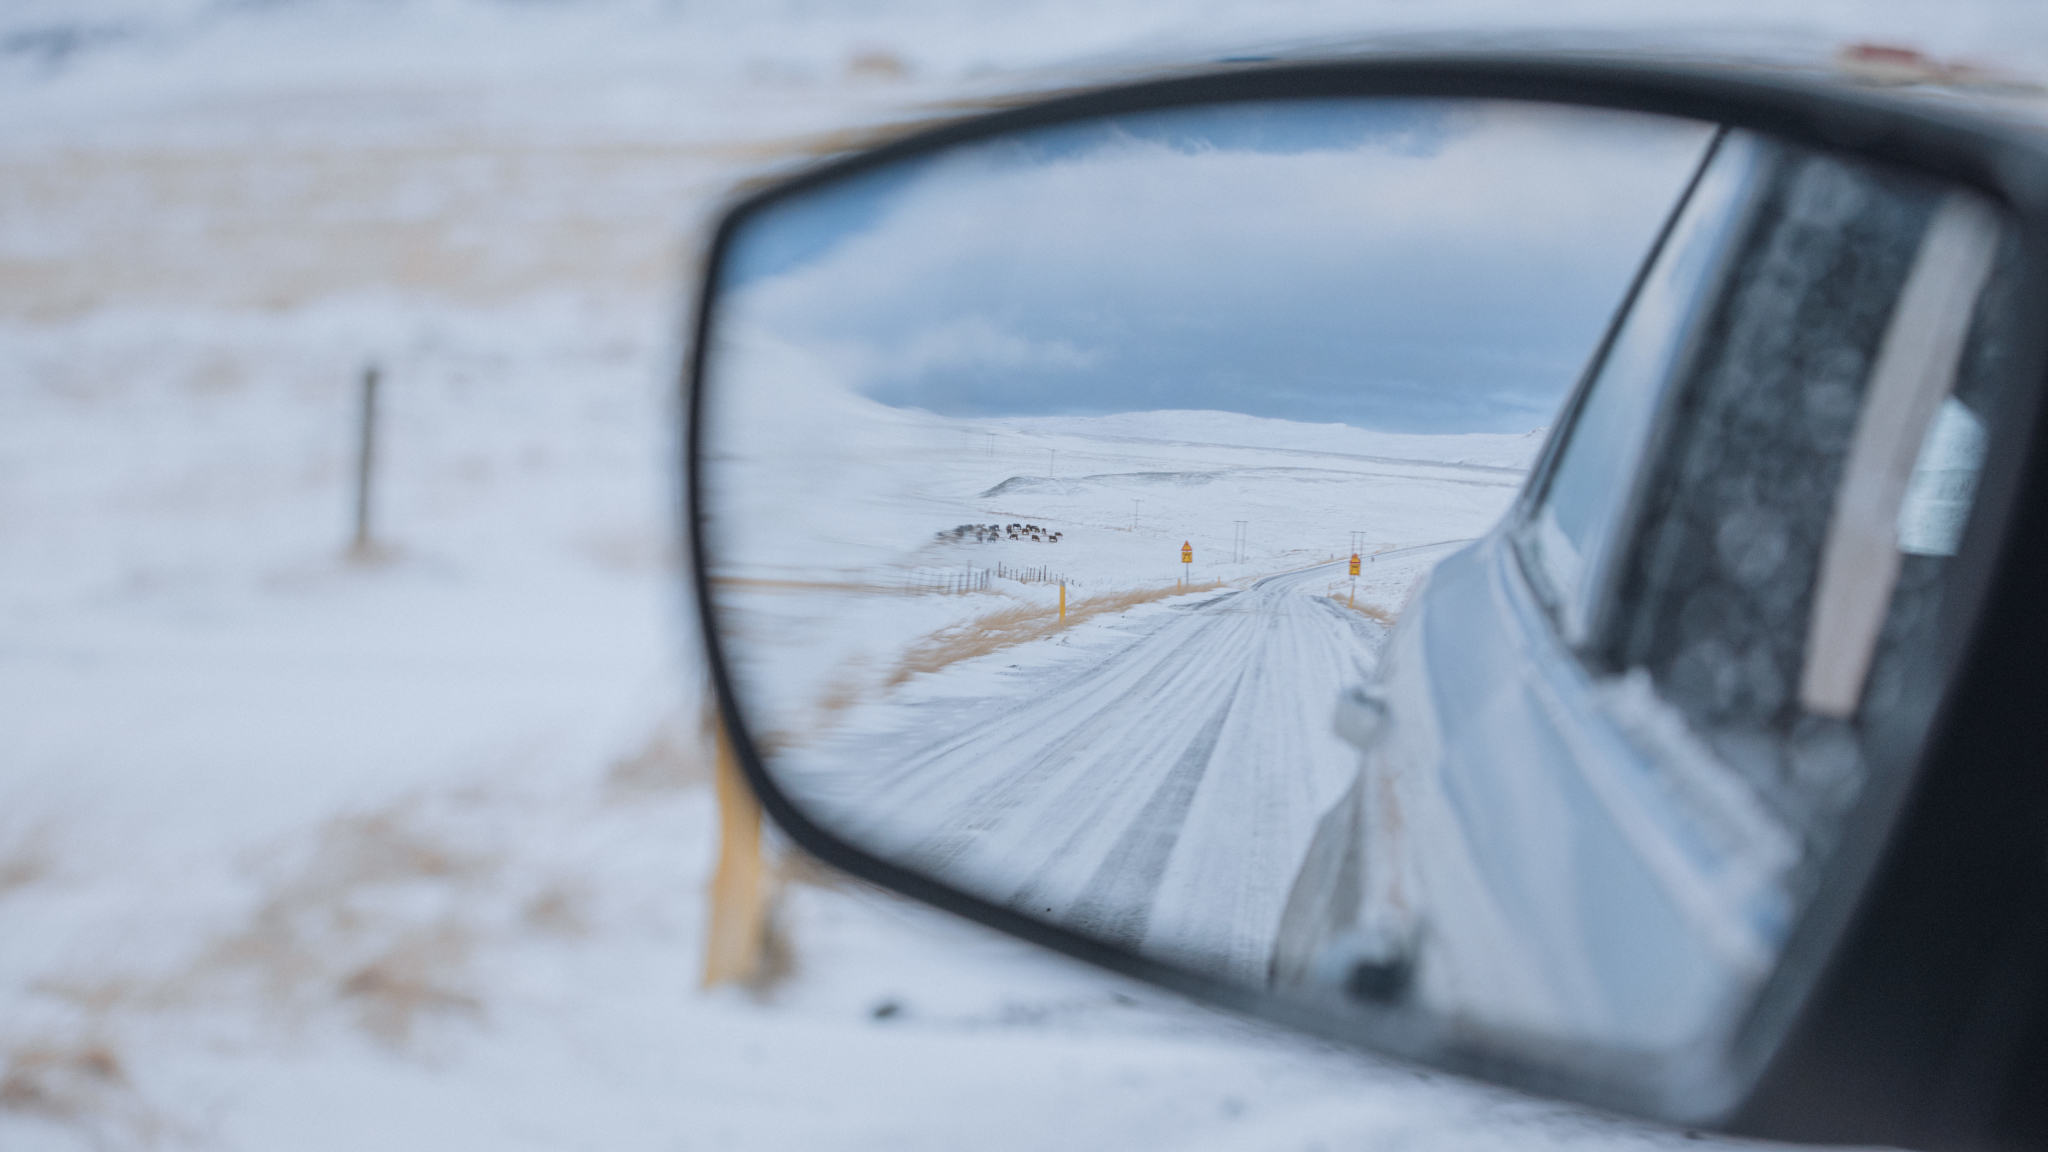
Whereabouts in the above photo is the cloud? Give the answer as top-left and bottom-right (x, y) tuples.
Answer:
(883, 314), (1101, 379)
(716, 97), (1714, 434)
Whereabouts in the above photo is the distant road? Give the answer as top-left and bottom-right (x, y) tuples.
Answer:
(788, 541), (1466, 986)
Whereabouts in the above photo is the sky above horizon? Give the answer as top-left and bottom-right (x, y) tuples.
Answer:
(716, 97), (1715, 435)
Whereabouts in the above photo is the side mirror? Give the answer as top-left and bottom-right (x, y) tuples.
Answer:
(687, 56), (2048, 1150)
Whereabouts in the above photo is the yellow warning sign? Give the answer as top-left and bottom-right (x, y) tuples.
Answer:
(1181, 542), (1193, 564)
(1349, 553), (1361, 576)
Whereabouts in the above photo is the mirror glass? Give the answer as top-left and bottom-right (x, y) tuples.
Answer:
(694, 95), (2020, 1103)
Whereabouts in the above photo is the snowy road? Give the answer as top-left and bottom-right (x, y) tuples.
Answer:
(790, 542), (1467, 987)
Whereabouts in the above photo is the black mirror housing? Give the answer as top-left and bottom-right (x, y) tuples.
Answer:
(685, 51), (2048, 1151)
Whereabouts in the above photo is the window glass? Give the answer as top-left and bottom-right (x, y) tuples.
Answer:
(1601, 150), (2017, 884)
(1527, 132), (1761, 642)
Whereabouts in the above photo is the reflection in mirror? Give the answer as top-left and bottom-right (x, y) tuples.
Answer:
(696, 95), (2018, 1097)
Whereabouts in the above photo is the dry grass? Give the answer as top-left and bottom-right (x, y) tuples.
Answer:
(0, 1037), (168, 1147)
(776, 849), (852, 892)
(199, 798), (494, 1049)
(0, 778), (632, 1146)
(728, 847), (873, 1000)
(845, 49), (910, 80)
(0, 824), (54, 898)
(0, 98), (1018, 321)
(607, 710), (713, 795)
(0, 142), (720, 319)
(521, 882), (593, 939)
(755, 656), (880, 755)
(748, 906), (798, 1000)
(1330, 595), (1397, 625)
(0, 1041), (124, 1118)
(334, 926), (484, 1047)
(889, 582), (1210, 686)
(711, 575), (983, 597)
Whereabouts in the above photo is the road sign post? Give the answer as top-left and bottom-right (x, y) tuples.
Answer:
(1181, 541), (1192, 586)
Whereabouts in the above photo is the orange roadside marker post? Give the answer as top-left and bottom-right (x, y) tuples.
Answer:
(1181, 541), (1192, 586)
(1349, 551), (1361, 606)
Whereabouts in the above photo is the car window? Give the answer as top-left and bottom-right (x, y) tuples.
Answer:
(1601, 148), (2016, 867)
(1522, 129), (1762, 644)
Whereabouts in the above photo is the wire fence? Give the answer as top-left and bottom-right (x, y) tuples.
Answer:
(900, 567), (991, 595)
(994, 563), (1065, 585)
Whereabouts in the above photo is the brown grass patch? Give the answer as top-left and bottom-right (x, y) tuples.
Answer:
(796, 658), (881, 743)
(889, 582), (1213, 686)
(335, 926), (484, 1047)
(0, 111), (1035, 320)
(1330, 595), (1397, 625)
(0, 142), (719, 318)
(710, 575), (982, 597)
(607, 710), (712, 795)
(725, 848), (866, 1000)
(0, 823), (54, 897)
(0, 1041), (125, 1119)
(0, 1036), (167, 1145)
(200, 798), (494, 1049)
(522, 882), (593, 939)
(846, 49), (910, 81)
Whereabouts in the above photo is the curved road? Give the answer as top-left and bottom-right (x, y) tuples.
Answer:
(788, 543), (1464, 986)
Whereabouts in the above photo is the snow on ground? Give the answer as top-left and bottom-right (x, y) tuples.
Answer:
(703, 335), (1537, 739)
(6, 0), (2047, 1148)
(700, 345), (1531, 992)
(777, 558), (1409, 988)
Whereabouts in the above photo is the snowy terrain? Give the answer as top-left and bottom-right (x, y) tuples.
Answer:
(703, 371), (1533, 990)
(782, 547), (1466, 988)
(703, 361), (1540, 742)
(7, 0), (2048, 1149)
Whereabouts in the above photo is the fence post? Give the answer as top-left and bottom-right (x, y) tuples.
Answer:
(349, 363), (380, 560)
(703, 716), (770, 988)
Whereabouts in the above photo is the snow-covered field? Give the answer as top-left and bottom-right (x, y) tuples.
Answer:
(704, 379), (1534, 990)
(6, 0), (2048, 1148)
(705, 378), (1540, 738)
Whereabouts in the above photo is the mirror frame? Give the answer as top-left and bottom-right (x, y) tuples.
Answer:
(684, 51), (2048, 1148)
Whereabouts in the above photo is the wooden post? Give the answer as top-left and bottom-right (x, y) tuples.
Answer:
(701, 718), (769, 988)
(350, 363), (380, 559)
(1058, 582), (1065, 622)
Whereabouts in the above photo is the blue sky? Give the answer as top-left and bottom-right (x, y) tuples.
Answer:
(719, 97), (1712, 435)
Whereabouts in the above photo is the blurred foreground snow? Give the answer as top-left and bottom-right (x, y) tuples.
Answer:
(4, 0), (2046, 1147)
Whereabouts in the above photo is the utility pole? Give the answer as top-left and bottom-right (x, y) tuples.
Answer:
(1131, 499), (1140, 531)
(1233, 521), (1247, 564)
(1048, 448), (1056, 478)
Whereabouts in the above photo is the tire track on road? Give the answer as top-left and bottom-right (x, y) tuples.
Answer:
(787, 545), (1465, 984)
